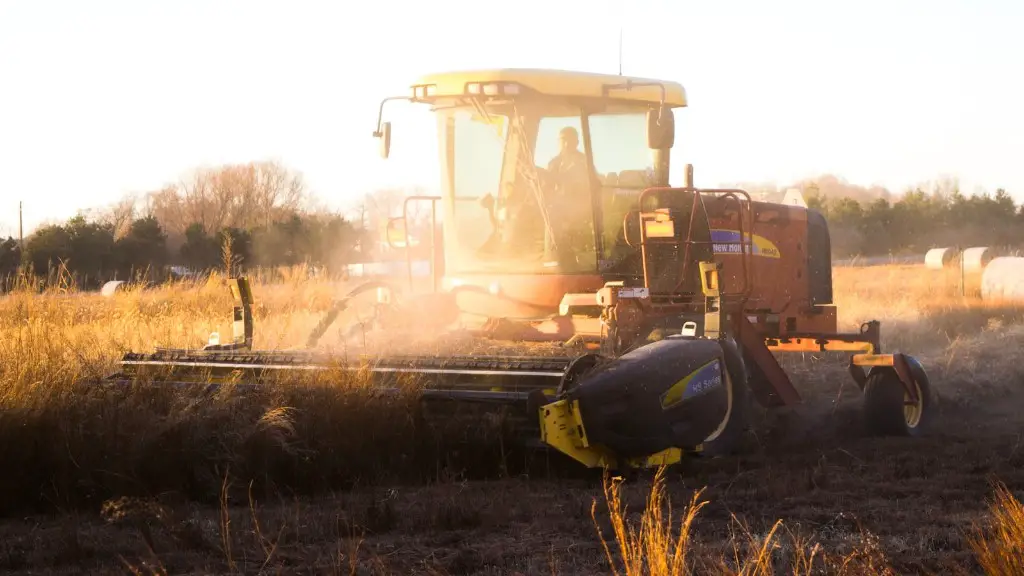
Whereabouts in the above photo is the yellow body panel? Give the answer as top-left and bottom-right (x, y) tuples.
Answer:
(769, 339), (876, 354)
(626, 448), (683, 468)
(411, 68), (688, 107)
(644, 220), (676, 238)
(539, 398), (686, 469)
(538, 399), (612, 468)
(851, 353), (894, 366)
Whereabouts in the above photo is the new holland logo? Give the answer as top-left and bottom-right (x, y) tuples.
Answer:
(710, 229), (781, 258)
(660, 359), (723, 410)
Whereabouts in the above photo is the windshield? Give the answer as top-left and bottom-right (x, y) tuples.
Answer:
(435, 97), (659, 276)
(589, 112), (659, 273)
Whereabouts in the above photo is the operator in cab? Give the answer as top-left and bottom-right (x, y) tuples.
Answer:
(476, 125), (594, 267)
(543, 126), (594, 267)
(547, 127), (589, 184)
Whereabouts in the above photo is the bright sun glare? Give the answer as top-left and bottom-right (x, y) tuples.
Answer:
(0, 0), (1021, 236)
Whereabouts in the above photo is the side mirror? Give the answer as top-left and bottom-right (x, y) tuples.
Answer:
(384, 216), (408, 248)
(646, 105), (674, 149)
(376, 121), (392, 159)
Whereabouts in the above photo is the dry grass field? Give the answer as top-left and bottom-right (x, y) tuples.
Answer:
(1, 263), (1024, 574)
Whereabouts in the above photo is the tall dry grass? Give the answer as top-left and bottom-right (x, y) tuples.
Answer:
(832, 264), (1024, 340)
(968, 481), (1024, 576)
(2, 261), (1024, 573)
(0, 265), (525, 516)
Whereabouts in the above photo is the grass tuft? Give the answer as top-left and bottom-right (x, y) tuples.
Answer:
(593, 467), (706, 576)
(968, 481), (1024, 576)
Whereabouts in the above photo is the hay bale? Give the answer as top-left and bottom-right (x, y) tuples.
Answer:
(925, 247), (956, 269)
(981, 257), (1024, 302)
(962, 246), (994, 274)
(100, 280), (126, 297)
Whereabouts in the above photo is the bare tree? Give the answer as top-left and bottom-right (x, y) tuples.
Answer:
(142, 160), (309, 236)
(359, 186), (435, 232)
(146, 185), (189, 235)
(93, 192), (140, 240)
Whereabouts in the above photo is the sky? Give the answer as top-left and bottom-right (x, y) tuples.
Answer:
(0, 0), (1022, 237)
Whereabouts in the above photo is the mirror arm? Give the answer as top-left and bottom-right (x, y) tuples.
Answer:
(374, 96), (411, 137)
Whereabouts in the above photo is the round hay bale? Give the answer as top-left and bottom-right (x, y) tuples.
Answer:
(924, 247), (956, 269)
(100, 280), (126, 297)
(962, 246), (994, 274)
(980, 257), (1024, 302)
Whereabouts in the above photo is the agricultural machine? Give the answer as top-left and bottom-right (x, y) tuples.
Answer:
(111, 68), (935, 471)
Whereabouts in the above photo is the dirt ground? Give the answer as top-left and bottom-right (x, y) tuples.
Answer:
(2, 325), (1023, 576)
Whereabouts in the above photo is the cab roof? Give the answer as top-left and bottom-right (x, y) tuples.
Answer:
(410, 68), (687, 107)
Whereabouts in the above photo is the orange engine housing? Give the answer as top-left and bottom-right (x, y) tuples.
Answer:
(434, 198), (838, 337)
(708, 200), (837, 335)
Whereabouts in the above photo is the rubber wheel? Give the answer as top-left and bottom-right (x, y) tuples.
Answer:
(862, 357), (934, 437)
(699, 337), (752, 457)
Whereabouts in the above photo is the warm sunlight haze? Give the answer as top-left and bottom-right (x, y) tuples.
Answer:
(0, 0), (1021, 234)
(3, 2), (1024, 574)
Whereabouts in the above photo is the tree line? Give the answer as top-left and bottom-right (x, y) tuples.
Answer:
(2, 161), (388, 290)
(3, 166), (1021, 290)
(5, 212), (370, 290)
(800, 178), (1023, 257)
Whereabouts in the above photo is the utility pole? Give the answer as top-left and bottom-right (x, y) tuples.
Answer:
(19, 201), (23, 248)
(618, 26), (623, 75)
